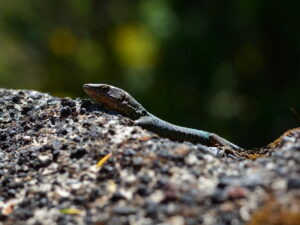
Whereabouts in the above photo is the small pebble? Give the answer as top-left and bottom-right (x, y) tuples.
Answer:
(113, 206), (137, 215)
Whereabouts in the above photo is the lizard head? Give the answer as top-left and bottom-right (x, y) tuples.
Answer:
(83, 84), (147, 119)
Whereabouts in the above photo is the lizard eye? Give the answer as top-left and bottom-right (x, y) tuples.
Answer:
(101, 85), (110, 93)
(120, 94), (127, 102)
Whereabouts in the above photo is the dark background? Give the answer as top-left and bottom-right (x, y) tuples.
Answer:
(1, 0), (299, 148)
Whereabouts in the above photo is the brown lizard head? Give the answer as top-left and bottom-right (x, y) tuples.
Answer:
(83, 84), (147, 119)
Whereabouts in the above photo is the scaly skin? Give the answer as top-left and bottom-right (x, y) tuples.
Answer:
(83, 84), (243, 151)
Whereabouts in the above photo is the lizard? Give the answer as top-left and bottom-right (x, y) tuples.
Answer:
(83, 83), (243, 151)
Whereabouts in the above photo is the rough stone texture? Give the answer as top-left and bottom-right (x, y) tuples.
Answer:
(0, 88), (299, 225)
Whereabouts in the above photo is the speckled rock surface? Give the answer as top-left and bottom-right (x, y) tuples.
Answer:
(0, 88), (299, 225)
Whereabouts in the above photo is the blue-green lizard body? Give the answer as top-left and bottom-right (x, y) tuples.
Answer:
(83, 84), (243, 151)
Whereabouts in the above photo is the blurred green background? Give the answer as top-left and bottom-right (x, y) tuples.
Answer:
(1, 0), (299, 148)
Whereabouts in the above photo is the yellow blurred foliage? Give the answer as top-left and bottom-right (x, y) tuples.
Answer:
(112, 24), (159, 69)
(49, 27), (77, 57)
